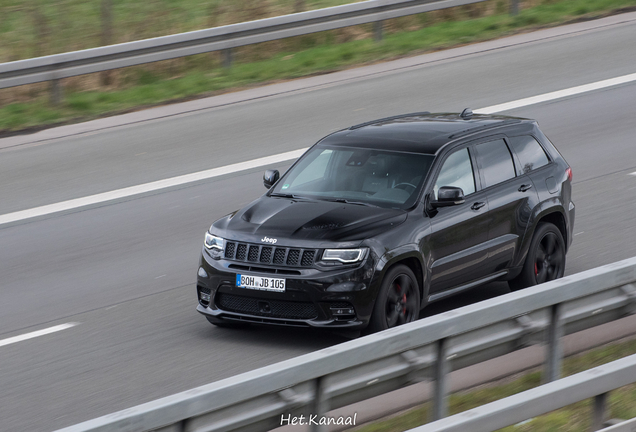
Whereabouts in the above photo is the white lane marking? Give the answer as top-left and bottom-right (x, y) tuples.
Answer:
(475, 73), (636, 114)
(629, 172), (636, 176)
(0, 323), (78, 348)
(0, 148), (307, 226)
(2, 72), (636, 226)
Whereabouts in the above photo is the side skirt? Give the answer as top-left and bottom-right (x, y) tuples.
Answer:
(427, 270), (508, 303)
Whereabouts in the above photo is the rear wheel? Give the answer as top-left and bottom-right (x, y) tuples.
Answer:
(367, 264), (420, 333)
(509, 222), (565, 291)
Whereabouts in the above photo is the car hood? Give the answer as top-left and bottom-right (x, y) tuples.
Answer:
(213, 196), (407, 243)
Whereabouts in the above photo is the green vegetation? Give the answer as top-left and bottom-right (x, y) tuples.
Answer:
(1, 0), (636, 132)
(354, 338), (636, 432)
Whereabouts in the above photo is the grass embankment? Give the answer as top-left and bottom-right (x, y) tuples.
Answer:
(1, 0), (636, 133)
(354, 337), (636, 432)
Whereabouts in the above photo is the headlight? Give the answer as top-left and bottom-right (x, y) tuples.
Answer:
(322, 248), (367, 263)
(204, 232), (224, 250)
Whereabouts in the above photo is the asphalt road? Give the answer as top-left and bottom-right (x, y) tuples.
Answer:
(1, 13), (636, 432)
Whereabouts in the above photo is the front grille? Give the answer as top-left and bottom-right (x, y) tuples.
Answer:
(287, 249), (300, 266)
(216, 293), (318, 320)
(225, 242), (235, 258)
(273, 248), (286, 264)
(224, 241), (317, 268)
(301, 250), (315, 266)
(260, 247), (272, 263)
(236, 244), (247, 261)
(248, 245), (259, 262)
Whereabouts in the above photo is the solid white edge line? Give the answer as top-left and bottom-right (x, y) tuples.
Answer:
(0, 323), (78, 348)
(474, 73), (636, 114)
(2, 71), (636, 226)
(0, 148), (307, 226)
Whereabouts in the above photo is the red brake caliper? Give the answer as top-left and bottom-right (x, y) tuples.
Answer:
(535, 263), (538, 275)
(402, 293), (407, 315)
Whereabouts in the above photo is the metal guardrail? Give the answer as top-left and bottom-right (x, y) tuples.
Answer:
(408, 352), (636, 432)
(55, 257), (636, 432)
(0, 0), (507, 92)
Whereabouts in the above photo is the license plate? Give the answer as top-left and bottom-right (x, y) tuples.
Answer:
(235, 274), (286, 292)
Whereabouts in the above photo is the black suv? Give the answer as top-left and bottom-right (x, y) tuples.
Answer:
(196, 111), (574, 332)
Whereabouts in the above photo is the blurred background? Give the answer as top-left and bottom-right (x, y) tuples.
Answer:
(0, 0), (567, 130)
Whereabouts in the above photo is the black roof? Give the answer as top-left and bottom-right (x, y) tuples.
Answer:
(318, 112), (533, 154)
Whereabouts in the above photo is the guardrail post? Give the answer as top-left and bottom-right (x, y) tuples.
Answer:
(100, 0), (113, 85)
(374, 20), (383, 41)
(50, 79), (62, 106)
(591, 392), (608, 431)
(222, 49), (233, 68)
(544, 303), (563, 383)
(310, 376), (329, 432)
(432, 338), (449, 421)
(510, 0), (519, 15)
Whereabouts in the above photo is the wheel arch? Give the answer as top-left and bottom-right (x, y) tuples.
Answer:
(516, 207), (568, 268)
(375, 249), (426, 308)
(536, 210), (568, 249)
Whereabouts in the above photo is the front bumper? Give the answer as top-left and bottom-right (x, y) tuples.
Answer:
(196, 248), (378, 329)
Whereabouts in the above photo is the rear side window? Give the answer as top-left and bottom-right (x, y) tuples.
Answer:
(508, 135), (550, 174)
(434, 147), (476, 198)
(476, 139), (516, 188)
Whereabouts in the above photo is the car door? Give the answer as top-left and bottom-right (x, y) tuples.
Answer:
(427, 146), (492, 294)
(473, 137), (540, 272)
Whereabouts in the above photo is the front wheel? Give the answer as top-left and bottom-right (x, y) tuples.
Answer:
(509, 222), (566, 291)
(367, 265), (421, 333)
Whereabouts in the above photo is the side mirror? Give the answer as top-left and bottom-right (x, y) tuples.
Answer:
(263, 169), (280, 189)
(431, 186), (465, 208)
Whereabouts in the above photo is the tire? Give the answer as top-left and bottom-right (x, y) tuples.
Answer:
(509, 222), (566, 291)
(206, 316), (250, 328)
(367, 264), (421, 333)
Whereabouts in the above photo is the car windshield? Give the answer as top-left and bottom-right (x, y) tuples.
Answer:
(270, 146), (435, 209)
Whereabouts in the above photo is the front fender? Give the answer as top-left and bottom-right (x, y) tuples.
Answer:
(374, 244), (429, 309)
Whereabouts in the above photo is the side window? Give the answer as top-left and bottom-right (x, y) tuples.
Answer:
(508, 135), (549, 174)
(476, 139), (516, 188)
(434, 147), (476, 198)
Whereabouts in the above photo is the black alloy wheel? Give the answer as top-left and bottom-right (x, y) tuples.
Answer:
(534, 230), (565, 284)
(509, 222), (566, 291)
(367, 264), (420, 333)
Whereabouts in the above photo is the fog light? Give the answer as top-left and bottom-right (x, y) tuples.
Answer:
(330, 306), (355, 316)
(200, 292), (211, 303)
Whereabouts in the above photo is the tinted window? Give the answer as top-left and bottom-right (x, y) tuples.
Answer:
(290, 149), (333, 188)
(434, 147), (475, 198)
(476, 139), (516, 188)
(272, 146), (434, 209)
(508, 135), (549, 174)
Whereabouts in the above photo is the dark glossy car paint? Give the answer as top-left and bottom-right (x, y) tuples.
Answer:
(196, 112), (574, 330)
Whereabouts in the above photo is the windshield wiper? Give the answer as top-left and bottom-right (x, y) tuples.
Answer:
(269, 192), (311, 199)
(331, 198), (379, 207)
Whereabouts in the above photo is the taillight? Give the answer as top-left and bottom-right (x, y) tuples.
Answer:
(566, 167), (572, 182)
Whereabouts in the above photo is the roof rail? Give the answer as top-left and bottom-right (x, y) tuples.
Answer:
(447, 119), (521, 140)
(349, 111), (431, 130)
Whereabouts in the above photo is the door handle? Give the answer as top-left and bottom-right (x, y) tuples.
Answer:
(471, 201), (486, 210)
(518, 184), (533, 192)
